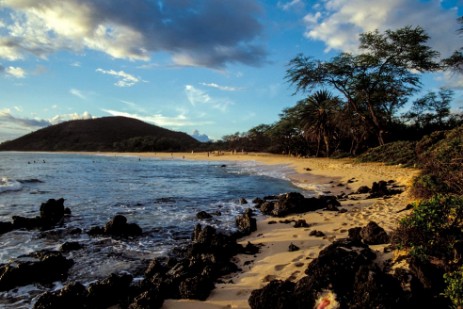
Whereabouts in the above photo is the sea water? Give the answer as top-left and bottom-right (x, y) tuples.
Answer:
(0, 152), (308, 307)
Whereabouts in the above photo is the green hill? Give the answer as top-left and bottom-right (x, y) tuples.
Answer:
(0, 116), (199, 152)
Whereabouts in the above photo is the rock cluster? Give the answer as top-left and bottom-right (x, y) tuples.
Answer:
(87, 215), (142, 237)
(255, 192), (341, 217)
(249, 221), (450, 308)
(0, 198), (69, 233)
(0, 250), (74, 292)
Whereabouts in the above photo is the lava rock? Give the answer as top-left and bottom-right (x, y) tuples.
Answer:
(40, 198), (65, 228)
(104, 215), (142, 237)
(359, 221), (390, 245)
(196, 211), (213, 220)
(249, 280), (295, 309)
(0, 250), (74, 291)
(235, 208), (257, 236)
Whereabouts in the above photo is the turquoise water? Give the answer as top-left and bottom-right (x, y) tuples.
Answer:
(0, 152), (307, 307)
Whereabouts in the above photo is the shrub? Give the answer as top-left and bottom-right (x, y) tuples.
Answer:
(393, 195), (463, 261)
(444, 266), (463, 308)
(356, 140), (417, 166)
(415, 125), (463, 197)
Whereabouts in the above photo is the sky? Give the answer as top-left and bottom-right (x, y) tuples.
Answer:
(0, 0), (462, 142)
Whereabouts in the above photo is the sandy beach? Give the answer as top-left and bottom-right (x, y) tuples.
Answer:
(101, 151), (420, 309)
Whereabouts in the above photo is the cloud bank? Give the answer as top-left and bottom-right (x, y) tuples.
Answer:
(0, 0), (266, 68)
(303, 0), (461, 57)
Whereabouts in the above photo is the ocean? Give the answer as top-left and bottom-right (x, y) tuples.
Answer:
(0, 152), (308, 307)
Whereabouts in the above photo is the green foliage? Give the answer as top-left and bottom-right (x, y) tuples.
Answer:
(414, 125), (463, 197)
(287, 26), (439, 147)
(356, 141), (417, 166)
(394, 195), (463, 261)
(444, 266), (463, 308)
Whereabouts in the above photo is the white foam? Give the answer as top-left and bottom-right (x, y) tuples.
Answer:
(0, 177), (22, 193)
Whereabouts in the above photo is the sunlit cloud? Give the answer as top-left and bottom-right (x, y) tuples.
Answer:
(96, 68), (141, 87)
(303, 0), (461, 57)
(185, 85), (233, 111)
(102, 109), (214, 127)
(49, 111), (93, 124)
(0, 65), (26, 78)
(0, 0), (267, 68)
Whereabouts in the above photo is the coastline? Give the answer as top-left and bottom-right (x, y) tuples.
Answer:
(90, 151), (420, 309)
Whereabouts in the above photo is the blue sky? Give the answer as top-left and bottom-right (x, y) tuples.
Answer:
(0, 0), (462, 142)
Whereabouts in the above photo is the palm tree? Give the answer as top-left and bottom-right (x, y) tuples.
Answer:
(298, 90), (342, 157)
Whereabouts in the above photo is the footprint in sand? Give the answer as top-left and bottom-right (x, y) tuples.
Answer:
(263, 275), (277, 282)
(294, 262), (304, 268)
(287, 271), (301, 281)
(274, 264), (288, 271)
(292, 255), (304, 262)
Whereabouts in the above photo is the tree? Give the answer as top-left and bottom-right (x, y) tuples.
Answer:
(293, 90), (341, 156)
(287, 26), (439, 146)
(443, 16), (463, 72)
(403, 88), (453, 129)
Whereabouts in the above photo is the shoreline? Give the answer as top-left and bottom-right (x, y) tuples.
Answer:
(88, 151), (420, 309)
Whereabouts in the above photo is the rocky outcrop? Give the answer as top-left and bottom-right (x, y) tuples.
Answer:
(235, 208), (257, 236)
(34, 273), (135, 309)
(249, 238), (406, 308)
(0, 250), (73, 292)
(255, 192), (341, 217)
(348, 221), (390, 245)
(88, 215), (142, 238)
(5, 198), (69, 232)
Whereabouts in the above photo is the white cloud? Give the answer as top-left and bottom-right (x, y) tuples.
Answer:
(3, 66), (26, 78)
(278, 0), (304, 11)
(70, 88), (86, 100)
(304, 0), (461, 57)
(49, 111), (93, 124)
(185, 85), (233, 111)
(102, 109), (213, 127)
(96, 68), (141, 87)
(200, 82), (241, 91)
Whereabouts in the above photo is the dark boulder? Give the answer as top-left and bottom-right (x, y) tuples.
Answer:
(288, 243), (300, 252)
(34, 282), (88, 309)
(178, 275), (215, 300)
(0, 250), (73, 291)
(249, 280), (295, 309)
(356, 186), (371, 194)
(258, 192), (340, 217)
(40, 198), (65, 228)
(128, 287), (164, 309)
(348, 227), (362, 242)
(294, 219), (310, 228)
(309, 230), (325, 237)
(60, 241), (84, 252)
(359, 221), (390, 245)
(348, 264), (406, 308)
(0, 221), (13, 235)
(196, 211), (213, 220)
(104, 215), (142, 237)
(235, 208), (257, 236)
(12, 215), (41, 230)
(87, 273), (133, 308)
